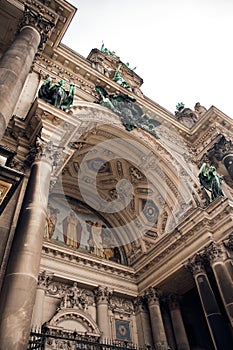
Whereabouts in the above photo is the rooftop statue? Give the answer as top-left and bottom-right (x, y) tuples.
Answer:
(198, 163), (224, 202)
(175, 102), (198, 122)
(113, 63), (132, 91)
(175, 102), (198, 128)
(96, 85), (160, 138)
(38, 77), (75, 111)
(194, 102), (207, 118)
(100, 41), (119, 59)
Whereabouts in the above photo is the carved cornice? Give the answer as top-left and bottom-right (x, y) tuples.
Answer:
(42, 242), (135, 281)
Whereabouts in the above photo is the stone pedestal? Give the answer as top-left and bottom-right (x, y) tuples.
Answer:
(0, 139), (57, 350)
(168, 295), (190, 350)
(145, 287), (168, 350)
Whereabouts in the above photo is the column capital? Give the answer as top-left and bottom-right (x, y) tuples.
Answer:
(19, 5), (54, 47)
(186, 253), (206, 275)
(95, 286), (112, 303)
(204, 242), (225, 264)
(224, 233), (233, 251)
(38, 270), (53, 290)
(134, 296), (146, 312)
(144, 286), (160, 305)
(167, 294), (181, 310)
(28, 136), (63, 168)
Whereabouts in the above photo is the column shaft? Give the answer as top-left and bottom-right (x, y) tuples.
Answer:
(31, 288), (45, 332)
(168, 298), (190, 350)
(0, 158), (52, 350)
(195, 272), (231, 350)
(95, 286), (111, 340)
(146, 288), (168, 350)
(0, 26), (40, 138)
(135, 298), (153, 347)
(96, 301), (111, 339)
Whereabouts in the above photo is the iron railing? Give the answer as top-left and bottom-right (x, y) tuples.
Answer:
(28, 330), (144, 350)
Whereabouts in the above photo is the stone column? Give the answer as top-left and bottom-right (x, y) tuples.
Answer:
(134, 296), (153, 347)
(187, 254), (232, 350)
(167, 294), (190, 350)
(0, 5), (54, 139)
(145, 287), (168, 350)
(205, 242), (233, 327)
(95, 286), (112, 339)
(0, 138), (59, 350)
(161, 307), (177, 350)
(31, 271), (53, 332)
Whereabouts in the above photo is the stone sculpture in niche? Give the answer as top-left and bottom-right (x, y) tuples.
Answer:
(38, 77), (75, 111)
(198, 163), (224, 202)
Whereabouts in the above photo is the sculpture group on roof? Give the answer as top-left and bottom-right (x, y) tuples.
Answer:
(95, 85), (160, 138)
(175, 102), (207, 128)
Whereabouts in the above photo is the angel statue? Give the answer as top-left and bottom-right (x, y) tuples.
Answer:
(198, 163), (224, 202)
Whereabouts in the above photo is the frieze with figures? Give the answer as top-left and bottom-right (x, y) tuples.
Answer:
(44, 194), (125, 265)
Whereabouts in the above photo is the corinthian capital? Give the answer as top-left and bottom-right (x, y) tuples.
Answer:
(28, 136), (63, 167)
(224, 233), (233, 251)
(186, 253), (206, 275)
(204, 242), (225, 264)
(19, 5), (54, 47)
(38, 270), (53, 289)
(95, 286), (112, 303)
(144, 286), (160, 305)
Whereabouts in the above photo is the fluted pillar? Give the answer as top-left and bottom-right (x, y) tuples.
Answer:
(95, 286), (111, 339)
(205, 242), (233, 327)
(134, 296), (153, 347)
(31, 271), (53, 332)
(0, 138), (59, 350)
(167, 295), (190, 350)
(145, 287), (168, 350)
(187, 254), (232, 350)
(0, 5), (54, 139)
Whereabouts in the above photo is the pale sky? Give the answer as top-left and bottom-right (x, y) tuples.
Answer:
(63, 0), (233, 118)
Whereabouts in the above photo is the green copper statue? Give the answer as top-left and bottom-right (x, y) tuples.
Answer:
(95, 85), (160, 137)
(38, 77), (75, 111)
(198, 163), (224, 202)
(100, 41), (119, 59)
(113, 64), (132, 91)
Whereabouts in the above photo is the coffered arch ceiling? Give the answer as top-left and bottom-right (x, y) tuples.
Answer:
(50, 102), (201, 260)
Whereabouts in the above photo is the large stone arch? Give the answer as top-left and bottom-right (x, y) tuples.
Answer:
(41, 100), (203, 262)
